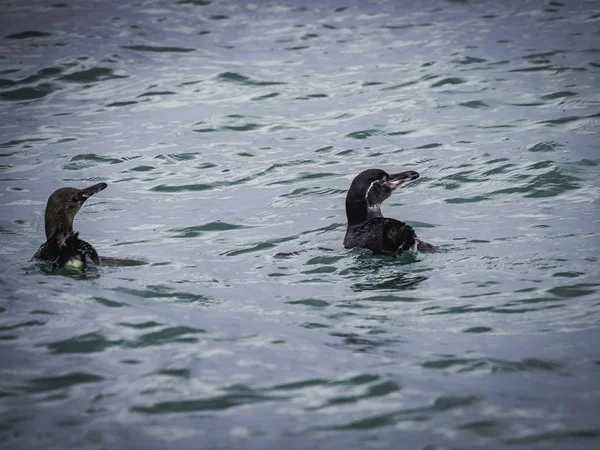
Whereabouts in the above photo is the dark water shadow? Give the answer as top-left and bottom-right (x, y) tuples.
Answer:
(311, 394), (481, 431)
(24, 262), (100, 280)
(328, 332), (404, 353)
(351, 273), (428, 292)
(100, 256), (148, 267)
(131, 383), (287, 415)
(340, 253), (429, 292)
(25, 255), (147, 278)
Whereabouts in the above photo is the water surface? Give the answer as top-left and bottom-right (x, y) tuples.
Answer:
(1, 0), (599, 449)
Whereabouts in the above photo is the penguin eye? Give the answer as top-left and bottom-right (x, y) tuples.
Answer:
(378, 178), (392, 194)
(70, 193), (83, 204)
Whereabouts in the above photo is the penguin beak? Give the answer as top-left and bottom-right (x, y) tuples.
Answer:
(387, 171), (419, 189)
(80, 182), (108, 199)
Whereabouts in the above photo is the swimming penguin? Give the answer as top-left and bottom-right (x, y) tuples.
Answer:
(33, 183), (107, 270)
(343, 169), (435, 255)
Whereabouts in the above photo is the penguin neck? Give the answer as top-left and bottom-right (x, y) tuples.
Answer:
(345, 196), (383, 230)
(45, 211), (74, 240)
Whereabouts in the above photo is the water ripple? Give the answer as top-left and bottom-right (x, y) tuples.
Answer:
(1, 0), (599, 448)
(122, 45), (196, 53)
(21, 372), (104, 394)
(216, 72), (286, 86)
(132, 386), (285, 414)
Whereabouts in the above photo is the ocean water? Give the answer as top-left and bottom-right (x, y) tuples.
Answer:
(1, 0), (599, 448)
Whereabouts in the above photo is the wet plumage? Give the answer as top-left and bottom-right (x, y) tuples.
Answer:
(344, 168), (434, 255)
(32, 183), (107, 270)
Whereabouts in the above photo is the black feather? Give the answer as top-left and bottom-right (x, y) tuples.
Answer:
(33, 231), (100, 270)
(32, 183), (106, 270)
(344, 218), (416, 255)
(344, 168), (435, 255)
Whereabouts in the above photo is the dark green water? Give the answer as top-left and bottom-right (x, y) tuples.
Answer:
(1, 0), (599, 448)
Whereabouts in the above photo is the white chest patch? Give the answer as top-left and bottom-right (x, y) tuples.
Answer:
(65, 257), (84, 269)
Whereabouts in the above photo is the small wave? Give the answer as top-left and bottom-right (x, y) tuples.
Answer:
(21, 372), (104, 393)
(452, 56), (488, 65)
(286, 299), (330, 308)
(128, 326), (206, 347)
(345, 129), (383, 139)
(316, 394), (480, 431)
(106, 100), (137, 107)
(177, 0), (211, 5)
(460, 100), (489, 108)
(505, 428), (600, 445)
(222, 235), (297, 257)
(251, 92), (280, 101)
(421, 356), (566, 374)
(527, 141), (563, 152)
(216, 72), (286, 86)
(151, 183), (213, 192)
(62, 153), (123, 170)
(131, 387), (284, 414)
(137, 90), (176, 97)
(122, 45), (195, 53)
(539, 112), (600, 126)
(431, 77), (466, 87)
(46, 332), (120, 354)
(0, 84), (55, 101)
(4, 31), (51, 39)
(59, 67), (127, 83)
(168, 221), (251, 238)
(114, 285), (211, 304)
(540, 90), (578, 100)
